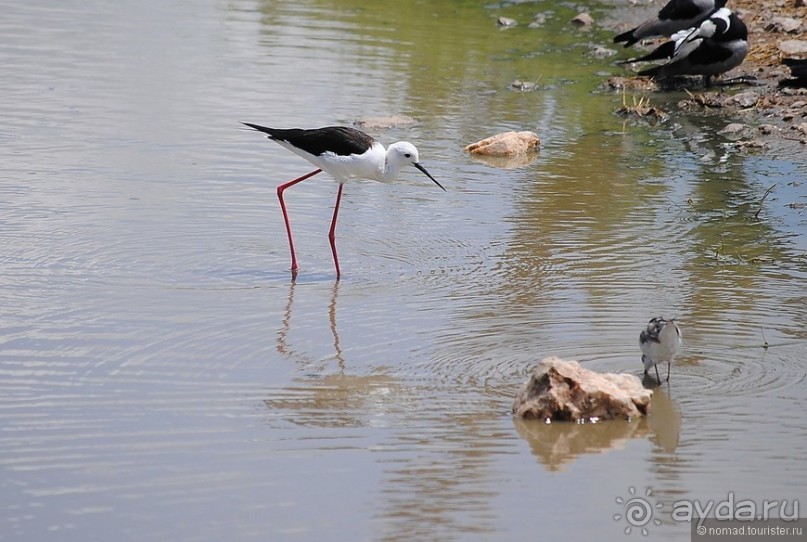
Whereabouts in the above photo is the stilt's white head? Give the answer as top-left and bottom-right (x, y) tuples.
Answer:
(385, 142), (445, 191)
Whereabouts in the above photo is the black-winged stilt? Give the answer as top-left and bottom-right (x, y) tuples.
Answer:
(614, 0), (727, 48)
(639, 317), (682, 384)
(244, 123), (445, 279)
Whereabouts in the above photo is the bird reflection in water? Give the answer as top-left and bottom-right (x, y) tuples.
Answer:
(276, 279), (345, 372)
(268, 280), (401, 429)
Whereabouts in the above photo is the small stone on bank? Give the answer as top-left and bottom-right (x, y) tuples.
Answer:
(765, 16), (803, 34)
(571, 12), (594, 27)
(779, 40), (807, 56)
(719, 122), (747, 135)
(729, 91), (759, 108)
(591, 45), (617, 59)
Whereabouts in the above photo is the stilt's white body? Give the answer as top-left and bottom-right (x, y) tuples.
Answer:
(272, 139), (421, 184)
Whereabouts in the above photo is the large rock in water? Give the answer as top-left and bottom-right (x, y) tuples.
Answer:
(464, 131), (540, 156)
(512, 357), (652, 421)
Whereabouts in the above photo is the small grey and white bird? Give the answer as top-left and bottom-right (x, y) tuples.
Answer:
(636, 8), (748, 87)
(639, 317), (682, 383)
(614, 0), (727, 48)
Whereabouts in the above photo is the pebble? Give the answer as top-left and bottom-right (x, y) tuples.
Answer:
(730, 91), (759, 108)
(765, 16), (802, 33)
(497, 16), (517, 27)
(509, 79), (540, 91)
(571, 12), (594, 26)
(529, 13), (548, 28)
(591, 45), (617, 58)
(778, 40), (807, 55)
(719, 123), (746, 135)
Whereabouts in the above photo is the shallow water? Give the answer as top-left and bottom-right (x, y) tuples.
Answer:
(1, 0), (806, 540)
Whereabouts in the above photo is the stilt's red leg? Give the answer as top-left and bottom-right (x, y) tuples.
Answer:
(328, 183), (344, 280)
(277, 169), (321, 276)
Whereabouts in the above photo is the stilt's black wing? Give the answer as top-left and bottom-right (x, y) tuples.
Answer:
(243, 123), (375, 157)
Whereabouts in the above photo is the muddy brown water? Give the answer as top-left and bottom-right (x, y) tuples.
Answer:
(1, 1), (805, 541)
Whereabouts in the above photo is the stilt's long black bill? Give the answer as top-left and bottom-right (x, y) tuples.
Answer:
(414, 162), (446, 191)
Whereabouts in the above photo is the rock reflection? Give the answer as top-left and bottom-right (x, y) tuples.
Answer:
(466, 151), (540, 170)
(514, 389), (680, 470)
(514, 416), (649, 471)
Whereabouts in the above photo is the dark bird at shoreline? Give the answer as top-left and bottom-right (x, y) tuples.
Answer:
(779, 58), (807, 88)
(631, 8), (748, 87)
(614, 0), (728, 47)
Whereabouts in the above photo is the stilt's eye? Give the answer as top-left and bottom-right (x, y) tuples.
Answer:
(404, 153), (411, 158)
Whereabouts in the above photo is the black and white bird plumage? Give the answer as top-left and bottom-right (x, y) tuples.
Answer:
(614, 0), (727, 47)
(639, 317), (682, 383)
(243, 123), (444, 189)
(783, 58), (807, 78)
(779, 58), (807, 89)
(635, 8), (748, 86)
